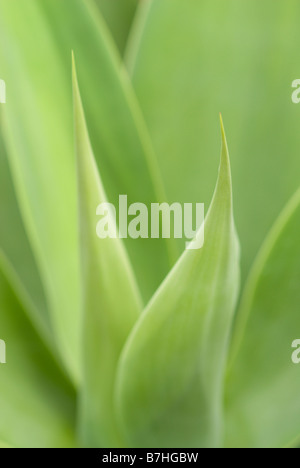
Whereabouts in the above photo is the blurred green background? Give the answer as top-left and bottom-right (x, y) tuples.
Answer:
(0, 0), (300, 448)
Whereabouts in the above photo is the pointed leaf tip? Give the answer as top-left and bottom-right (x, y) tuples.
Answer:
(219, 115), (231, 182)
(71, 51), (77, 91)
(206, 117), (233, 225)
(72, 66), (142, 447)
(116, 119), (240, 448)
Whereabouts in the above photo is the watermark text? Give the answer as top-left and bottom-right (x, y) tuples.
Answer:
(0, 339), (6, 364)
(0, 79), (6, 104)
(96, 196), (204, 250)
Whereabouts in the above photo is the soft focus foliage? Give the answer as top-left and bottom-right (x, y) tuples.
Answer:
(0, 0), (299, 448)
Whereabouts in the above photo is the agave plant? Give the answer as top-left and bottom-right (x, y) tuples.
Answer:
(0, 0), (300, 449)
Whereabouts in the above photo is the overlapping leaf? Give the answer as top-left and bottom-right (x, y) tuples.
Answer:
(0, 0), (80, 380)
(116, 119), (240, 448)
(38, 0), (175, 301)
(0, 125), (52, 348)
(0, 0), (298, 450)
(73, 60), (142, 448)
(225, 189), (300, 448)
(0, 0), (173, 381)
(0, 266), (76, 448)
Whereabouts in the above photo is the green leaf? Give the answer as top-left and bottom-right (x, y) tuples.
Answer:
(225, 188), (300, 448)
(0, 265), (76, 448)
(0, 126), (58, 352)
(116, 118), (240, 448)
(0, 0), (173, 322)
(73, 59), (142, 448)
(94, 0), (138, 54)
(0, 0), (80, 381)
(127, 0), (300, 283)
(0, 126), (52, 347)
(38, 0), (175, 302)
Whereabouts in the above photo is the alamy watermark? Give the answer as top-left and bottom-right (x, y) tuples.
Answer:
(292, 79), (300, 104)
(0, 340), (6, 364)
(291, 339), (300, 364)
(96, 195), (205, 250)
(0, 79), (6, 104)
